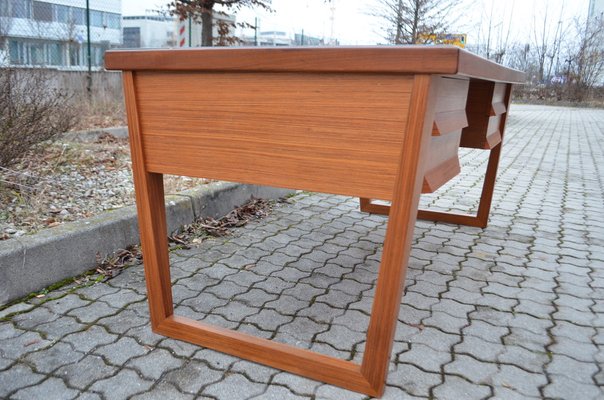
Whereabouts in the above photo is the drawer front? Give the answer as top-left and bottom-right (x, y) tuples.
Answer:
(432, 78), (469, 136)
(423, 77), (469, 192)
(460, 80), (509, 149)
(135, 71), (415, 201)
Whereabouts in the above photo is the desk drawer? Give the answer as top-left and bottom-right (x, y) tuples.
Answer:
(422, 77), (469, 193)
(461, 81), (509, 149)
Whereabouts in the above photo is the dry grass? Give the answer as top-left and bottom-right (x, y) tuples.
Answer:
(0, 134), (211, 239)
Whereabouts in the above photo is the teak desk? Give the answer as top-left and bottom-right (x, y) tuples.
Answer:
(105, 46), (524, 397)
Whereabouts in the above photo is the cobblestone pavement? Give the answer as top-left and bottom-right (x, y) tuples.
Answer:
(1, 104), (603, 399)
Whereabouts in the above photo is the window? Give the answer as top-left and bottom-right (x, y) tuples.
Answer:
(9, 40), (25, 64)
(54, 4), (69, 23)
(30, 43), (45, 64)
(33, 1), (52, 22)
(92, 45), (104, 66)
(71, 7), (84, 25)
(48, 42), (63, 65)
(90, 10), (103, 27)
(10, 0), (31, 18)
(123, 27), (141, 48)
(106, 13), (120, 29)
(0, 0), (9, 17)
(69, 42), (81, 66)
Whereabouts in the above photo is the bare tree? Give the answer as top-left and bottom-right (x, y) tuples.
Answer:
(528, 2), (571, 84)
(372, 0), (460, 44)
(567, 15), (604, 101)
(0, 69), (78, 166)
(168, 0), (271, 47)
(545, 16), (568, 81)
(531, 7), (550, 82)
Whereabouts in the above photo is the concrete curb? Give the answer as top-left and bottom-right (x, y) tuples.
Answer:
(65, 126), (129, 142)
(0, 182), (293, 306)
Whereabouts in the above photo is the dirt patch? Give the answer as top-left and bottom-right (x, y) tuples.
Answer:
(0, 134), (210, 240)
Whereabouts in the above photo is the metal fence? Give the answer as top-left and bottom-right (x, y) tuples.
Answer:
(0, 0), (121, 70)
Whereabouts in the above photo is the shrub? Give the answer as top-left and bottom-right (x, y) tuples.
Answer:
(0, 68), (78, 167)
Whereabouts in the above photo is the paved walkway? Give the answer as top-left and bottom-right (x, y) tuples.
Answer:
(1, 105), (603, 399)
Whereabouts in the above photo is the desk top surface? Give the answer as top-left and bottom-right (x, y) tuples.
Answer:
(105, 46), (525, 83)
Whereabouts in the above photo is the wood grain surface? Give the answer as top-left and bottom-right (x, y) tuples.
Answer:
(122, 72), (174, 325)
(361, 74), (438, 395)
(135, 71), (413, 201)
(431, 77), (469, 136)
(105, 46), (526, 83)
(158, 316), (378, 396)
(461, 79), (501, 149)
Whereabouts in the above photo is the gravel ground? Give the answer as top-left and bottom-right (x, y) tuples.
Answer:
(0, 133), (210, 240)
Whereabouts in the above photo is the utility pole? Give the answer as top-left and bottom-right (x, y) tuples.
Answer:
(85, 0), (92, 98)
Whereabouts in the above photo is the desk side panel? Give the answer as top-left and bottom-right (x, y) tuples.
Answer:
(134, 72), (413, 201)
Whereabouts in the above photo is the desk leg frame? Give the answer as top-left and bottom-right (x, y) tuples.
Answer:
(124, 72), (437, 397)
(360, 83), (513, 229)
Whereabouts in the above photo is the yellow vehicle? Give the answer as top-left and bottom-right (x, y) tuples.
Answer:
(418, 33), (467, 48)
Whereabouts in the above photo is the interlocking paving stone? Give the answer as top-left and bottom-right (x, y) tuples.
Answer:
(0, 363), (45, 398)
(492, 364), (548, 397)
(88, 368), (153, 400)
(66, 301), (119, 324)
(43, 294), (91, 315)
(387, 363), (441, 397)
(161, 359), (222, 394)
(444, 354), (498, 384)
(0, 330), (52, 360)
(397, 343), (453, 373)
(94, 336), (149, 366)
(431, 375), (492, 400)
(97, 309), (148, 335)
(23, 341), (85, 374)
(61, 325), (118, 353)
(127, 348), (184, 380)
(543, 375), (604, 399)
(230, 360), (277, 382)
(53, 354), (118, 390)
(202, 373), (265, 399)
(250, 385), (311, 399)
(11, 376), (79, 400)
(1, 105), (603, 398)
(271, 372), (322, 396)
(130, 382), (196, 400)
(11, 306), (60, 330)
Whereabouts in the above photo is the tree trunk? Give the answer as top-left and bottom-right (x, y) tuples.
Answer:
(201, 8), (213, 46)
(411, 1), (420, 44)
(395, 0), (404, 44)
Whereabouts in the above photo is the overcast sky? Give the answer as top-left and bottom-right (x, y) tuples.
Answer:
(122, 0), (590, 46)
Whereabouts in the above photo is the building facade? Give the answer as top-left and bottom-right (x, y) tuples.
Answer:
(0, 0), (121, 68)
(589, 0), (604, 19)
(122, 12), (236, 49)
(122, 15), (175, 48)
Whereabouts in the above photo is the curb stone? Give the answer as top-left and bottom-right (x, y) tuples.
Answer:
(0, 182), (293, 306)
(65, 126), (129, 142)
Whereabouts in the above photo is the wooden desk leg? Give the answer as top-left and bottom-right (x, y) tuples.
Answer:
(360, 75), (438, 395)
(361, 83), (513, 229)
(416, 140), (502, 228)
(124, 71), (174, 326)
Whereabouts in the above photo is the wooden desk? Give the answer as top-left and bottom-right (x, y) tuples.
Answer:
(105, 46), (524, 397)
